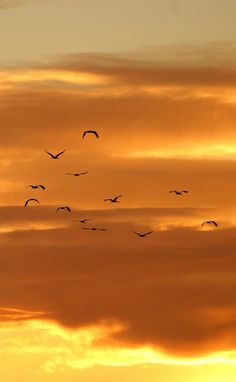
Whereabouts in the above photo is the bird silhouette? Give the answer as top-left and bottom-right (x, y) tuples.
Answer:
(82, 130), (99, 139)
(45, 150), (66, 159)
(66, 171), (88, 176)
(201, 221), (218, 228)
(56, 206), (71, 213)
(82, 227), (107, 231)
(169, 190), (188, 195)
(132, 231), (153, 238)
(104, 195), (122, 203)
(73, 219), (91, 224)
(24, 198), (40, 207)
(26, 185), (46, 190)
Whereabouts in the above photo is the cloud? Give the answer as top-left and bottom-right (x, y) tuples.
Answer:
(0, 207), (235, 357)
(0, 0), (25, 9)
(0, 49), (236, 359)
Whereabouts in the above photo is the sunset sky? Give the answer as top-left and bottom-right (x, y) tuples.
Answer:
(1, 1), (236, 381)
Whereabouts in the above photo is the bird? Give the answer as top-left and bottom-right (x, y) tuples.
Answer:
(56, 206), (71, 213)
(45, 149), (66, 159)
(82, 130), (99, 139)
(132, 231), (153, 238)
(104, 195), (122, 203)
(201, 221), (218, 228)
(72, 219), (92, 224)
(66, 172), (88, 177)
(26, 185), (46, 190)
(24, 198), (40, 207)
(82, 227), (107, 231)
(169, 190), (188, 195)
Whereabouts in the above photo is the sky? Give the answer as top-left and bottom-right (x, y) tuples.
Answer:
(1, 0), (236, 381)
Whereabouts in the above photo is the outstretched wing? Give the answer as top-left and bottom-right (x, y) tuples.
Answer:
(104, 198), (112, 202)
(144, 231), (153, 236)
(82, 131), (87, 139)
(201, 221), (206, 228)
(92, 130), (99, 138)
(45, 150), (54, 158)
(132, 231), (140, 236)
(181, 190), (188, 193)
(38, 185), (46, 189)
(80, 171), (88, 175)
(66, 207), (71, 212)
(55, 149), (66, 158)
(210, 221), (218, 227)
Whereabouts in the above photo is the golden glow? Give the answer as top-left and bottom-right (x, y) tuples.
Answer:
(1, 317), (236, 373)
(0, 69), (108, 87)
(117, 145), (236, 160)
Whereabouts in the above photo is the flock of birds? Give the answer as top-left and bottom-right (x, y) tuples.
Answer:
(24, 130), (218, 237)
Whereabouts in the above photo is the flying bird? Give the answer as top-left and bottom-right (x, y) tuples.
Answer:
(132, 231), (153, 238)
(73, 219), (91, 224)
(45, 149), (66, 159)
(66, 172), (88, 177)
(82, 227), (107, 231)
(169, 190), (188, 195)
(104, 195), (122, 203)
(82, 130), (99, 139)
(201, 221), (218, 228)
(24, 198), (40, 207)
(26, 185), (46, 190)
(56, 206), (71, 213)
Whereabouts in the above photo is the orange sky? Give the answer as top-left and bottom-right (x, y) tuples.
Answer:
(1, 1), (236, 381)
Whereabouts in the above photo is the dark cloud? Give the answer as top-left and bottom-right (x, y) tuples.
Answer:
(0, 209), (235, 356)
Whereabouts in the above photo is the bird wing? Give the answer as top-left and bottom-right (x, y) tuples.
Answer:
(45, 151), (54, 158)
(82, 131), (87, 138)
(132, 231), (140, 236)
(66, 207), (71, 212)
(201, 222), (206, 228)
(169, 191), (175, 193)
(181, 190), (189, 193)
(93, 131), (99, 138)
(144, 231), (153, 236)
(56, 207), (61, 213)
(211, 221), (218, 226)
(56, 149), (66, 157)
(104, 198), (112, 202)
(80, 171), (88, 175)
(38, 185), (45, 189)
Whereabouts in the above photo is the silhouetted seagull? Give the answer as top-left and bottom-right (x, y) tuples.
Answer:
(66, 172), (88, 176)
(24, 198), (40, 207)
(169, 190), (188, 195)
(45, 150), (66, 159)
(82, 130), (99, 139)
(73, 219), (91, 224)
(104, 195), (122, 203)
(132, 231), (153, 238)
(201, 221), (218, 228)
(56, 206), (71, 213)
(82, 227), (107, 231)
(26, 185), (46, 190)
